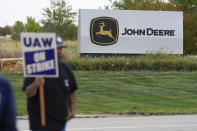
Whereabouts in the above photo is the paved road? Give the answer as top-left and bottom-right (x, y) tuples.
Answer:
(17, 115), (197, 131)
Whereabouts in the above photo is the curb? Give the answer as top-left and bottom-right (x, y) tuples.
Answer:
(17, 114), (131, 120)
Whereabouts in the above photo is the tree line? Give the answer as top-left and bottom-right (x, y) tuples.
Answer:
(0, 0), (77, 41)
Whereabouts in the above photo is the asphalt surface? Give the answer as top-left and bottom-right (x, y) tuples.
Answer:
(17, 115), (197, 131)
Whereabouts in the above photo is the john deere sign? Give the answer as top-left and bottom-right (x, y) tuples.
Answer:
(78, 9), (183, 54)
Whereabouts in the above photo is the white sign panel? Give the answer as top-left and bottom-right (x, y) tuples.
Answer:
(21, 33), (59, 77)
(78, 9), (183, 54)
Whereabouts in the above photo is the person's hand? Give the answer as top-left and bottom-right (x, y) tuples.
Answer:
(66, 112), (75, 121)
(35, 77), (45, 87)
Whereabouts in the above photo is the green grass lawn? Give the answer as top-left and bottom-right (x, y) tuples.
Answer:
(5, 71), (197, 115)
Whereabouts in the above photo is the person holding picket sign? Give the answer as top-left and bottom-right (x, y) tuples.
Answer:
(22, 36), (78, 131)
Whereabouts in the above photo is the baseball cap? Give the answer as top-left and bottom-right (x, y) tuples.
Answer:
(56, 36), (67, 48)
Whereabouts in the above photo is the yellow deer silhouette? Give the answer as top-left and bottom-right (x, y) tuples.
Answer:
(96, 21), (115, 40)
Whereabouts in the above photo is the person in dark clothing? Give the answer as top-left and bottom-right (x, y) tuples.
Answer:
(0, 75), (17, 131)
(23, 36), (78, 131)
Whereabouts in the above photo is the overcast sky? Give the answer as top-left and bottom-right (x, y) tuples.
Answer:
(0, 0), (111, 27)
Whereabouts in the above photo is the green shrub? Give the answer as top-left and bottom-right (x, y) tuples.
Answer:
(64, 54), (197, 71)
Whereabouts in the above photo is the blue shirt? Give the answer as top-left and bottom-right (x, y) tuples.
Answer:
(0, 76), (17, 131)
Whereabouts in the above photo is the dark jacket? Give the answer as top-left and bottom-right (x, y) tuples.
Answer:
(0, 76), (17, 131)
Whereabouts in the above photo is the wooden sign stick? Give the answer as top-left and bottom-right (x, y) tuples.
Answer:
(39, 85), (46, 126)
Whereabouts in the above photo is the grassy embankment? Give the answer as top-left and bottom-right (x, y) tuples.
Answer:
(6, 71), (197, 115)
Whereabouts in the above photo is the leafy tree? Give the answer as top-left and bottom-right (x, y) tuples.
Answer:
(105, 0), (181, 11)
(0, 26), (11, 36)
(41, 0), (77, 40)
(11, 21), (25, 40)
(105, 0), (143, 10)
(169, 0), (197, 13)
(183, 12), (197, 54)
(4, 26), (11, 35)
(25, 16), (41, 32)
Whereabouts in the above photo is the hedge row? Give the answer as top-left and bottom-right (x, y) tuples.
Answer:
(64, 54), (197, 71)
